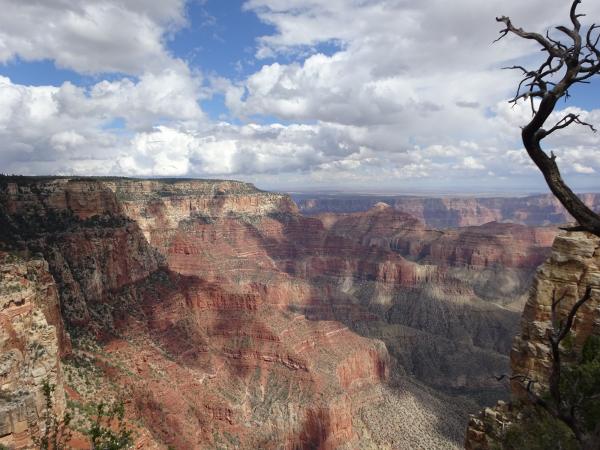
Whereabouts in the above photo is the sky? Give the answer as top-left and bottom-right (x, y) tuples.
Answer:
(1, 0), (600, 194)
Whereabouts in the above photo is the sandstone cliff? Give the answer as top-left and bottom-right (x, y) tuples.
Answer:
(313, 204), (557, 404)
(0, 253), (67, 449)
(319, 203), (555, 269)
(108, 183), (534, 403)
(465, 231), (600, 449)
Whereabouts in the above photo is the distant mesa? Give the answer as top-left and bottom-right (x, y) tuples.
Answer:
(372, 202), (391, 210)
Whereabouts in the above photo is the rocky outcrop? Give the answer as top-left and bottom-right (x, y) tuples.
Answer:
(511, 232), (600, 396)
(295, 193), (600, 227)
(0, 253), (67, 449)
(0, 179), (163, 331)
(465, 231), (600, 449)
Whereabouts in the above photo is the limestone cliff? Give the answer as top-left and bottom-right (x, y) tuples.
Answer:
(465, 231), (600, 449)
(314, 204), (556, 402)
(0, 253), (67, 449)
(0, 178), (164, 332)
(319, 204), (555, 270)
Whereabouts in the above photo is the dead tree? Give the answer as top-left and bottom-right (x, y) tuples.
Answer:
(496, 0), (600, 236)
(494, 6), (600, 447)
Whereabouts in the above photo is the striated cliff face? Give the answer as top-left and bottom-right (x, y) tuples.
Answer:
(511, 232), (600, 394)
(113, 185), (504, 394)
(97, 179), (474, 447)
(319, 203), (556, 270)
(465, 231), (600, 449)
(0, 253), (67, 449)
(0, 179), (163, 332)
(295, 193), (600, 227)
(313, 204), (557, 404)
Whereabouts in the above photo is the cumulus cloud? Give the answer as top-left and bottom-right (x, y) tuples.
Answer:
(0, 71), (204, 171)
(223, 0), (600, 189)
(55, 63), (205, 129)
(116, 122), (365, 177)
(232, 1), (600, 133)
(0, 0), (187, 75)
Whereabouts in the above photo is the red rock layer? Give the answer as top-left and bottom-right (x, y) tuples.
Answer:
(2, 177), (560, 449)
(322, 203), (556, 269)
(296, 193), (600, 227)
(102, 271), (390, 449)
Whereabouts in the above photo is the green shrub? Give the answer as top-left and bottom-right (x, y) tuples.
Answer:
(34, 379), (133, 450)
(499, 406), (578, 450)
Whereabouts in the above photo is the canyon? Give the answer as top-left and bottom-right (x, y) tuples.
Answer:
(0, 177), (563, 449)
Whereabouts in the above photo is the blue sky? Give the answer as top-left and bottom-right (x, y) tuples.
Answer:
(0, 0), (599, 193)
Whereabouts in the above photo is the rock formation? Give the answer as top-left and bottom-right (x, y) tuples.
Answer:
(312, 204), (558, 405)
(295, 193), (600, 227)
(465, 231), (600, 449)
(0, 178), (457, 448)
(319, 203), (555, 269)
(0, 253), (67, 449)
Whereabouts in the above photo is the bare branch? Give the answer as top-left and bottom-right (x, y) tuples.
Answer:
(502, 65), (530, 74)
(570, 0), (583, 32)
(538, 113), (597, 139)
(508, 89), (544, 104)
(497, 0), (600, 236)
(555, 286), (592, 344)
(495, 16), (563, 57)
(546, 30), (569, 52)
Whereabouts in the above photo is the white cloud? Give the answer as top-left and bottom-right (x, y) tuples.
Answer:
(55, 64), (205, 130)
(0, 72), (205, 172)
(116, 122), (362, 177)
(573, 163), (595, 174)
(0, 0), (187, 75)
(0, 0), (210, 176)
(458, 156), (486, 170)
